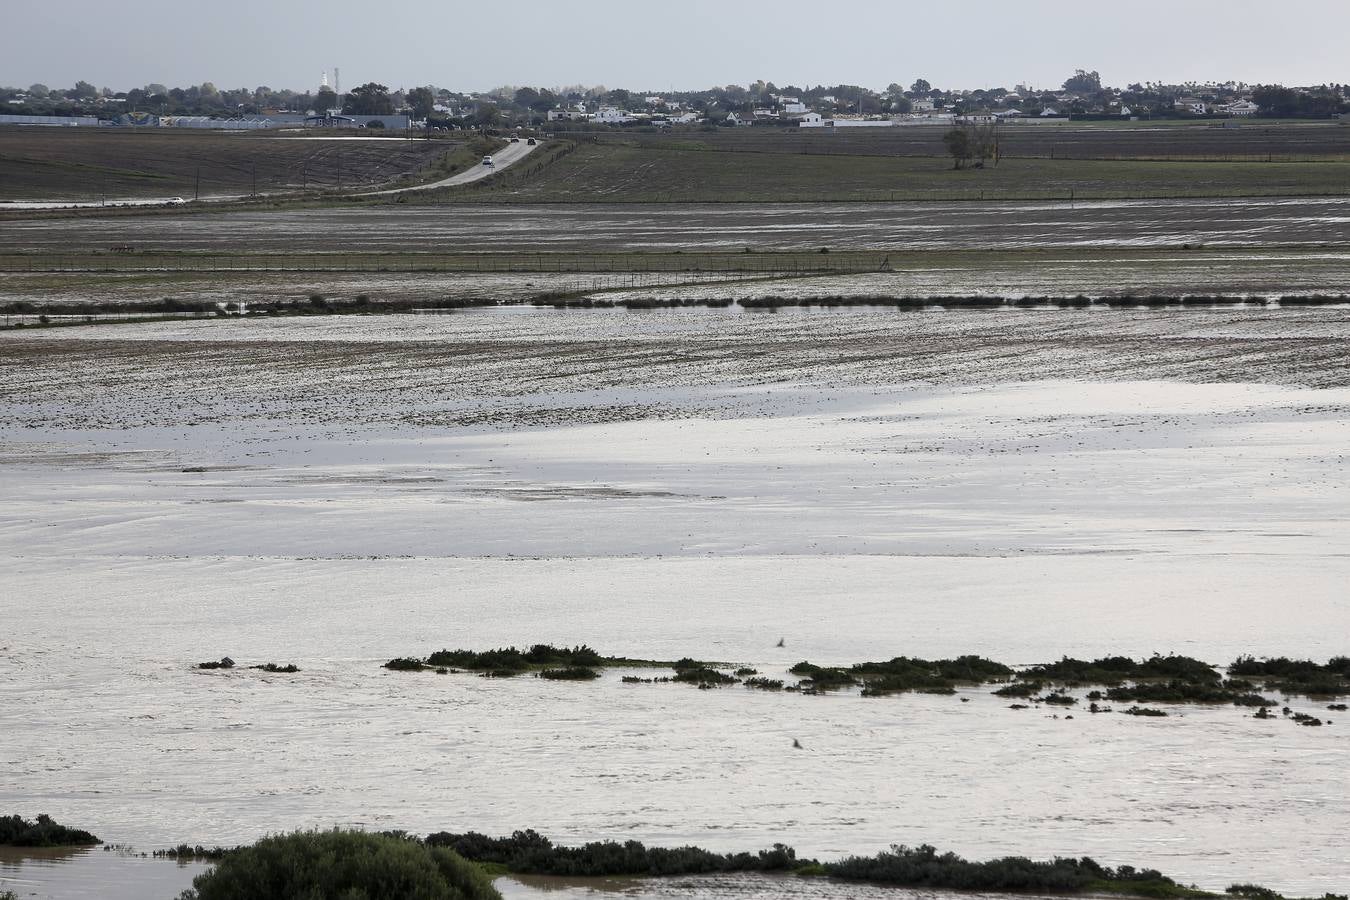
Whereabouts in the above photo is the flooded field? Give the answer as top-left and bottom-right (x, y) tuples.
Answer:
(3, 309), (1348, 898)
(5, 250), (1350, 309)
(4, 197), (1350, 253)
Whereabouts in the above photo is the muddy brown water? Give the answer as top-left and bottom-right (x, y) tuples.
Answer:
(3, 310), (1348, 898)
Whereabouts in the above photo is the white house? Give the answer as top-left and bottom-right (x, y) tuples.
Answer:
(1223, 100), (1260, 116)
(795, 112), (825, 127)
(672, 112), (700, 125)
(725, 111), (752, 127)
(1174, 98), (1207, 115)
(781, 99), (807, 114)
(593, 107), (636, 124)
(911, 98), (935, 112)
(1040, 107), (1062, 117)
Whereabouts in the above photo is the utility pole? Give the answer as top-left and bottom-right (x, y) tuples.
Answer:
(252, 163), (257, 198)
(194, 166), (200, 201)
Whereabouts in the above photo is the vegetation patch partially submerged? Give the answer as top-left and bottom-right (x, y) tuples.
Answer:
(426, 829), (800, 878)
(176, 829), (499, 900)
(791, 654), (1011, 695)
(425, 830), (1335, 900)
(385, 646), (739, 684)
(0, 813), (100, 847)
(378, 645), (1343, 722)
(1229, 656), (1350, 697)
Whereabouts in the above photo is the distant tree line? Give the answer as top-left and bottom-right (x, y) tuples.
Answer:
(2, 71), (1346, 125)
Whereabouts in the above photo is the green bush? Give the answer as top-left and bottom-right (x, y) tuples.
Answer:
(181, 829), (500, 900)
(0, 813), (100, 847)
(426, 829), (797, 877)
(823, 844), (1200, 896)
(537, 667), (600, 680)
(672, 667), (737, 686)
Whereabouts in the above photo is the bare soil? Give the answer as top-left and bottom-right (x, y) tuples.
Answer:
(0, 127), (457, 200)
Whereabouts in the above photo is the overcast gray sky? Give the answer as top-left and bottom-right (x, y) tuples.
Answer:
(5, 0), (1347, 93)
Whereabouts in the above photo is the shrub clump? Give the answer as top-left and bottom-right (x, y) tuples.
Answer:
(180, 829), (499, 900)
(384, 657), (428, 672)
(432, 831), (1236, 898)
(743, 677), (785, 691)
(424, 644), (604, 673)
(0, 813), (101, 847)
(823, 844), (1203, 896)
(1021, 655), (1218, 686)
(672, 667), (738, 687)
(537, 667), (600, 681)
(1228, 656), (1349, 697)
(788, 662), (858, 689)
(426, 829), (798, 877)
(1124, 706), (1169, 717)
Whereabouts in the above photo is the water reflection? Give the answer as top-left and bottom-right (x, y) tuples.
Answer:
(0, 847), (207, 900)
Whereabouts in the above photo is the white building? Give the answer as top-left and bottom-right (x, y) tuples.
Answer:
(910, 98), (935, 112)
(831, 117), (896, 128)
(781, 99), (807, 114)
(547, 104), (589, 122)
(795, 112), (825, 127)
(725, 111), (752, 127)
(592, 107), (636, 124)
(1223, 100), (1260, 116)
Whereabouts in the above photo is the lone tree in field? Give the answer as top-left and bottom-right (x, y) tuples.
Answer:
(942, 128), (974, 169)
(181, 829), (501, 900)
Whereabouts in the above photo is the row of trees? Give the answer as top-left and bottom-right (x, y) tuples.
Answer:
(4, 73), (1347, 124)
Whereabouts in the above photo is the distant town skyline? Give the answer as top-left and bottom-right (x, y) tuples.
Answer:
(5, 0), (1347, 93)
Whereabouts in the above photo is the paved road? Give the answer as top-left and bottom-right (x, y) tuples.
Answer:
(357, 139), (539, 197)
(0, 140), (540, 210)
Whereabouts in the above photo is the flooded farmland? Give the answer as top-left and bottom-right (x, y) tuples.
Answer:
(2, 308), (1348, 898)
(4, 197), (1350, 253)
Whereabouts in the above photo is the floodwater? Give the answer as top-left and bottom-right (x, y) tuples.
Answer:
(7, 252), (1350, 310)
(3, 198), (1350, 252)
(2, 310), (1348, 898)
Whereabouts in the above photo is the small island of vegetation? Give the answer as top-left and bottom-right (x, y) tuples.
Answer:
(176, 829), (499, 900)
(376, 644), (1345, 727)
(0, 813), (100, 847)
